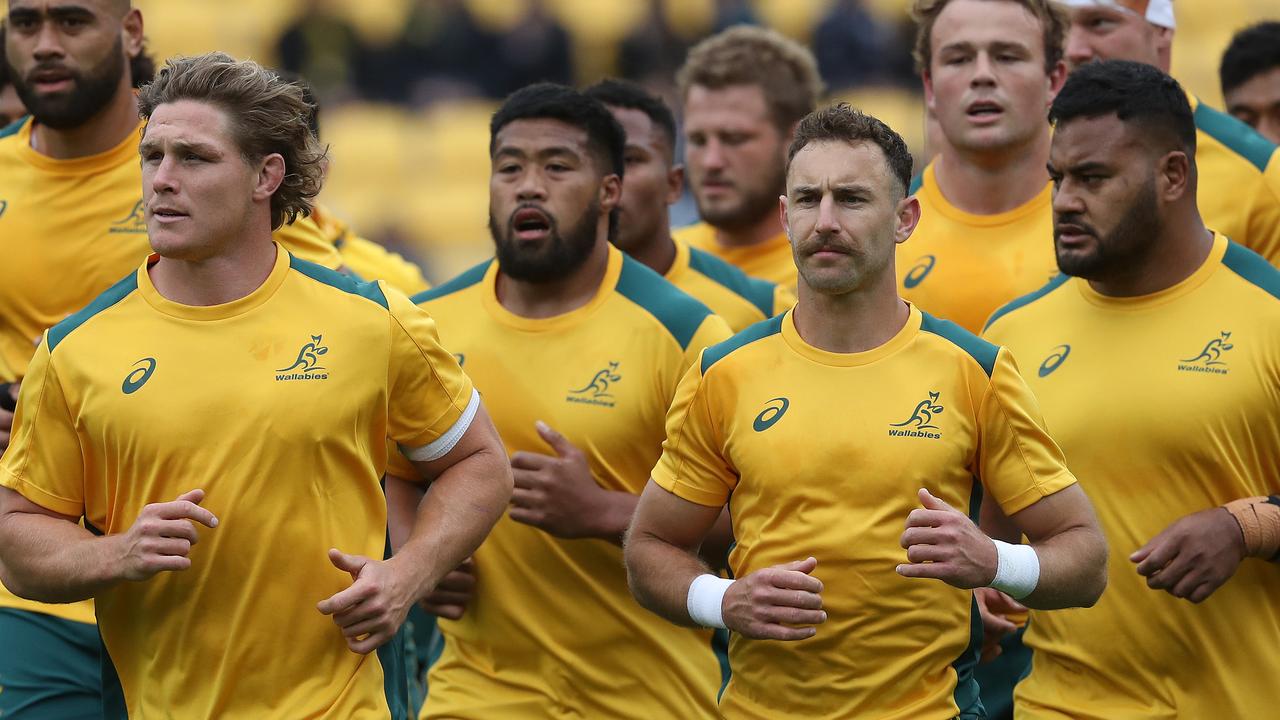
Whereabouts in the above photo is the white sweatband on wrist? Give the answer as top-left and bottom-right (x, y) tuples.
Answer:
(989, 539), (1040, 600)
(687, 574), (734, 629)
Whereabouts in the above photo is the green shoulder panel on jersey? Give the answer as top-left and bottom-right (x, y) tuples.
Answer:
(908, 172), (924, 196)
(46, 272), (140, 351)
(1222, 240), (1280, 301)
(0, 116), (27, 139)
(1194, 102), (1277, 173)
(410, 259), (492, 305)
(700, 313), (785, 374)
(687, 245), (777, 317)
(616, 253), (715, 351)
(920, 312), (998, 377)
(289, 254), (388, 309)
(982, 273), (1071, 332)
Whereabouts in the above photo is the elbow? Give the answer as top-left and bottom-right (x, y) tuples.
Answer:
(1079, 528), (1110, 608)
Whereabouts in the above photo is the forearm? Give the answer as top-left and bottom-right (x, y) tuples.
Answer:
(385, 475), (426, 555)
(0, 511), (121, 603)
(586, 490), (639, 546)
(623, 530), (709, 628)
(394, 446), (512, 599)
(698, 509), (734, 572)
(1022, 523), (1108, 609)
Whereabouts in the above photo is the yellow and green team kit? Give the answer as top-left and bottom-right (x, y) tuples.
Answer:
(984, 234), (1280, 720)
(306, 203), (432, 296)
(652, 304), (1077, 720)
(900, 98), (1280, 334)
(665, 235), (795, 332)
(0, 245), (475, 719)
(387, 245), (732, 719)
(0, 116), (347, 628)
(674, 221), (798, 293)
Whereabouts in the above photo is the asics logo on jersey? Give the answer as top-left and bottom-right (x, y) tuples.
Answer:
(903, 255), (936, 289)
(122, 357), (157, 394)
(752, 397), (790, 432)
(276, 334), (330, 381)
(1039, 345), (1071, 377)
(453, 353), (465, 367)
(567, 362), (622, 408)
(1177, 331), (1233, 375)
(109, 200), (147, 234)
(889, 391), (944, 439)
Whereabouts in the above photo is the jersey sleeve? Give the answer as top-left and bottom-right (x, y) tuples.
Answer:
(975, 347), (1077, 516)
(0, 343), (85, 517)
(272, 214), (346, 270)
(651, 359), (738, 507)
(680, 314), (733, 376)
(384, 288), (477, 463)
(1244, 157), (1280, 264)
(772, 284), (797, 316)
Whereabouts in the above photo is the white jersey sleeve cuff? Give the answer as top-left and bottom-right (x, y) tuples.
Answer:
(400, 388), (480, 463)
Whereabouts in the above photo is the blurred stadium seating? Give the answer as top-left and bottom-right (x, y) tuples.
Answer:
(131, 0), (1278, 281)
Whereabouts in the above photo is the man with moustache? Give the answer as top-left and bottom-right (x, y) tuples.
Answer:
(1056, 0), (1280, 264)
(673, 25), (824, 292)
(585, 78), (794, 332)
(0, 4), (344, 715)
(900, 0), (1067, 335)
(984, 60), (1280, 720)
(625, 103), (1106, 720)
(384, 83), (732, 719)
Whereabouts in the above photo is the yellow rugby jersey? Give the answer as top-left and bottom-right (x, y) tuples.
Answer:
(984, 234), (1280, 720)
(1190, 95), (1280, 264)
(674, 221), (798, 292)
(0, 244), (474, 720)
(390, 246), (731, 719)
(310, 203), (431, 295)
(653, 305), (1076, 720)
(897, 164), (1058, 334)
(665, 236), (795, 332)
(0, 116), (345, 626)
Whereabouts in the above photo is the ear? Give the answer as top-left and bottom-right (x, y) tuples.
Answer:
(779, 193), (790, 242)
(121, 8), (145, 59)
(253, 153), (286, 203)
(665, 164), (685, 205)
(1156, 150), (1191, 203)
(894, 195), (922, 245)
(922, 71), (936, 113)
(599, 173), (622, 212)
(1045, 60), (1068, 105)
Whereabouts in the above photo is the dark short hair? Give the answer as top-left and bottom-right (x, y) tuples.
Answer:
(1220, 22), (1280, 95)
(138, 52), (326, 230)
(583, 78), (677, 160)
(913, 0), (1066, 76)
(1049, 60), (1196, 154)
(786, 103), (914, 197)
(490, 83), (625, 178)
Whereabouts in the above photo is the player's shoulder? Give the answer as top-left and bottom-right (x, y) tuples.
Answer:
(46, 270), (141, 353)
(917, 311), (1000, 378)
(287, 252), (391, 311)
(1218, 239), (1280, 306)
(700, 312), (786, 375)
(686, 244), (777, 318)
(616, 252), (717, 351)
(0, 116), (26, 142)
(1193, 101), (1277, 175)
(983, 273), (1074, 334)
(0, 117), (29, 162)
(410, 258), (493, 306)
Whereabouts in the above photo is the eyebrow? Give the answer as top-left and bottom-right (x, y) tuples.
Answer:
(1048, 161), (1109, 175)
(791, 183), (875, 194)
(494, 146), (581, 161)
(9, 5), (96, 20)
(138, 139), (223, 157)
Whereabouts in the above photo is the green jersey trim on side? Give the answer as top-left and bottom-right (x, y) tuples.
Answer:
(983, 274), (1071, 333)
(0, 116), (27, 139)
(687, 246), (779, 318)
(46, 272), (139, 352)
(700, 313), (785, 374)
(1221, 240), (1280, 301)
(289, 254), (388, 309)
(1194, 101), (1277, 173)
(920, 312), (999, 378)
(410, 260), (493, 304)
(616, 253), (714, 351)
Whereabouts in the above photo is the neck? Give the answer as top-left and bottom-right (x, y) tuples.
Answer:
(30, 80), (139, 160)
(626, 221), (678, 276)
(1088, 213), (1214, 297)
(496, 238), (612, 319)
(149, 236), (279, 307)
(932, 131), (1051, 215)
(712, 210), (784, 249)
(792, 271), (909, 354)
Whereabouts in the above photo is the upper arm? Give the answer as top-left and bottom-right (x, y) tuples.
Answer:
(409, 401), (508, 484)
(384, 292), (476, 453)
(629, 480), (724, 552)
(1007, 484), (1100, 544)
(0, 344), (85, 517)
(0, 486), (79, 524)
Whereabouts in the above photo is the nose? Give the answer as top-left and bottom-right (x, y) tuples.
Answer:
(1065, 26), (1095, 67)
(699, 137), (727, 173)
(514, 168), (547, 202)
(32, 22), (67, 62)
(1051, 179), (1086, 217)
(149, 155), (179, 196)
(815, 194), (840, 235)
(970, 51), (996, 88)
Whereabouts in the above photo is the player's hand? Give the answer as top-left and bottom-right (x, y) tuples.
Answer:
(115, 489), (218, 581)
(0, 382), (19, 452)
(317, 549), (418, 655)
(508, 421), (613, 539)
(897, 488), (998, 589)
(420, 557), (475, 620)
(1131, 507), (1246, 604)
(722, 557), (826, 641)
(975, 587), (1024, 663)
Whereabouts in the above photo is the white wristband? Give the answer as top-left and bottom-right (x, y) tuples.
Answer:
(989, 539), (1040, 600)
(687, 574), (734, 629)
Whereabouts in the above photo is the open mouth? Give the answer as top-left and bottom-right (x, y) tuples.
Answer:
(511, 207), (552, 241)
(1054, 224), (1094, 246)
(966, 100), (1004, 122)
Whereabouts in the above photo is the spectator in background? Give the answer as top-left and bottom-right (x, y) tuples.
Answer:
(392, 0), (495, 104)
(712, 0), (759, 32)
(812, 0), (890, 91)
(618, 0), (689, 95)
(489, 0), (574, 96)
(1220, 21), (1280, 144)
(276, 0), (370, 104)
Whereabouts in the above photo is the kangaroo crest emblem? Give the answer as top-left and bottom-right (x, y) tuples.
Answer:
(571, 361), (622, 399)
(278, 334), (329, 373)
(1182, 331), (1233, 366)
(891, 391), (945, 431)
